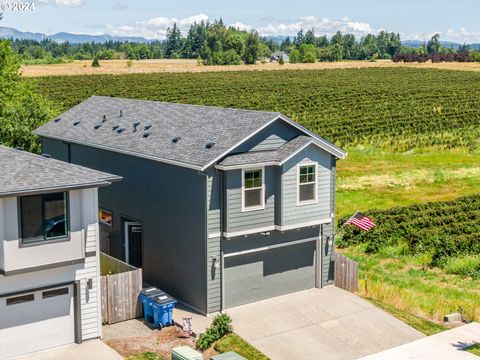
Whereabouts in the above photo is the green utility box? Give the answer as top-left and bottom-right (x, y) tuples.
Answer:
(171, 346), (202, 360)
(210, 351), (247, 360)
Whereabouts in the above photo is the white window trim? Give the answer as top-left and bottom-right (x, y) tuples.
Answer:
(296, 162), (318, 206)
(241, 166), (265, 212)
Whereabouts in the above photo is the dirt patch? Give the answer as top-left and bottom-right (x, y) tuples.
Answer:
(106, 325), (217, 359)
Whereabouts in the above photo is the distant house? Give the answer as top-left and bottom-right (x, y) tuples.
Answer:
(0, 146), (120, 358)
(36, 96), (346, 315)
(271, 51), (290, 63)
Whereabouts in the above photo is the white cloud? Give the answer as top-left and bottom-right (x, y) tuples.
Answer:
(36, 0), (84, 6)
(107, 13), (209, 39)
(257, 16), (374, 37)
(111, 1), (128, 10)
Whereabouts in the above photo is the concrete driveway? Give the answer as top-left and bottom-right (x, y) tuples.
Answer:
(227, 287), (424, 360)
(10, 339), (122, 360)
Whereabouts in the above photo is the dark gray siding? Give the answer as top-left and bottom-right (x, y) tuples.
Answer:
(223, 227), (319, 308)
(205, 168), (222, 313)
(42, 138), (208, 313)
(224, 167), (275, 234)
(42, 138), (69, 162)
(232, 119), (301, 153)
(281, 144), (332, 226)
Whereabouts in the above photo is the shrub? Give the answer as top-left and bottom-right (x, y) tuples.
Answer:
(126, 60), (133, 68)
(91, 56), (100, 67)
(278, 57), (285, 65)
(196, 313), (233, 351)
(442, 256), (480, 278)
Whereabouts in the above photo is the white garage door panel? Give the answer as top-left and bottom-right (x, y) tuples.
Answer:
(0, 285), (75, 359)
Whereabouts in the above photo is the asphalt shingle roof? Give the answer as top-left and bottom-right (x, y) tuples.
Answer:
(0, 145), (121, 197)
(34, 96), (346, 170)
(34, 96), (283, 170)
(217, 135), (314, 167)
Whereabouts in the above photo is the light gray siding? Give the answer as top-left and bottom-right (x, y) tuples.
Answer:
(281, 144), (333, 227)
(232, 119), (301, 153)
(42, 138), (209, 314)
(224, 167), (276, 234)
(321, 222), (335, 285)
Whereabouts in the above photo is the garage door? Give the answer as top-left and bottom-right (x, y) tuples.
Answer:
(0, 284), (75, 359)
(224, 241), (316, 308)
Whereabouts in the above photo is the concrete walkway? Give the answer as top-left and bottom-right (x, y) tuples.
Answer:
(227, 287), (424, 360)
(10, 339), (122, 360)
(360, 322), (480, 360)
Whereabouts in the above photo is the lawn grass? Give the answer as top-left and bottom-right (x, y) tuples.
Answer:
(365, 298), (447, 336)
(467, 343), (480, 356)
(340, 245), (480, 324)
(336, 147), (480, 218)
(215, 333), (269, 360)
(126, 352), (163, 360)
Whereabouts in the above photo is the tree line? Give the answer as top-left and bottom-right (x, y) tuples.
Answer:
(7, 19), (480, 65)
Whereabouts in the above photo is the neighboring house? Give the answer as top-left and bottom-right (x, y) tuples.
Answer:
(271, 51), (290, 62)
(35, 96), (346, 315)
(0, 146), (120, 359)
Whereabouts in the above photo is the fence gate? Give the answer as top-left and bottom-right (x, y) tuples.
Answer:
(334, 253), (359, 293)
(100, 253), (143, 324)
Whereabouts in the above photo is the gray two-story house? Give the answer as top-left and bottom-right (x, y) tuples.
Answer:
(35, 96), (346, 315)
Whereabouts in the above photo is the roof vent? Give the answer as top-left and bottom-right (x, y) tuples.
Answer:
(133, 122), (141, 131)
(73, 121), (80, 126)
(102, 115), (107, 122)
(143, 132), (151, 138)
(206, 141), (215, 149)
(120, 110), (123, 117)
(112, 125), (119, 130)
(41, 153), (51, 158)
(54, 118), (61, 123)
(172, 136), (181, 143)
(94, 124), (101, 130)
(117, 128), (125, 133)
(144, 125), (152, 131)
(14, 146), (23, 151)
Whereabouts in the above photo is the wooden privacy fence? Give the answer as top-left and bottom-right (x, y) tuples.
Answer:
(100, 252), (143, 325)
(334, 253), (359, 293)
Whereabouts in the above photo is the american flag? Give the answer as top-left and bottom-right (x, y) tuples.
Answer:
(345, 212), (376, 231)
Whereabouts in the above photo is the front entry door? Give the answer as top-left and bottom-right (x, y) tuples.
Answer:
(125, 222), (143, 268)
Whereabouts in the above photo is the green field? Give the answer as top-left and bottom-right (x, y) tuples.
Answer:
(28, 67), (480, 152)
(28, 67), (480, 329)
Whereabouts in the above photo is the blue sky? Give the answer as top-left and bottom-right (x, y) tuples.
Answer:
(1, 0), (479, 42)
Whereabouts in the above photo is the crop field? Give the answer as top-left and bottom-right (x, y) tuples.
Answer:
(28, 68), (480, 152)
(338, 195), (480, 323)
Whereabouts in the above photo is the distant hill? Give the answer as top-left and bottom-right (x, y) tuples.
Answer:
(0, 26), (149, 43)
(402, 40), (480, 50)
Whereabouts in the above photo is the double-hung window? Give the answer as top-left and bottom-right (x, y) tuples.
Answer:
(298, 164), (317, 204)
(20, 192), (69, 244)
(242, 168), (264, 211)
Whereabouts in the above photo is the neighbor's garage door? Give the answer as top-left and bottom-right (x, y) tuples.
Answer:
(224, 241), (316, 308)
(0, 284), (75, 358)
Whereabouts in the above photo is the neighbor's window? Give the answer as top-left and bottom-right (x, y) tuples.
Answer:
(298, 164), (317, 204)
(243, 169), (264, 210)
(20, 192), (69, 244)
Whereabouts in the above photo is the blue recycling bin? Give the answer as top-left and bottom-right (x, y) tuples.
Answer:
(150, 292), (177, 329)
(140, 287), (165, 323)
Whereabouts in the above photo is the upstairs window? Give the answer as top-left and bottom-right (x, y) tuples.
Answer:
(20, 192), (69, 244)
(242, 168), (264, 211)
(298, 164), (317, 204)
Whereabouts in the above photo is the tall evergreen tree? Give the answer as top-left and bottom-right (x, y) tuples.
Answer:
(243, 31), (260, 64)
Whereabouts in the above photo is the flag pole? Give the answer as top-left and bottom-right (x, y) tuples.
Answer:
(335, 210), (359, 238)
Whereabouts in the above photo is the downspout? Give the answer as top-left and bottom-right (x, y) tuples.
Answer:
(198, 171), (209, 315)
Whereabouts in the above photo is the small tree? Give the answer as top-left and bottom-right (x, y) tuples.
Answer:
(278, 56), (285, 65)
(91, 56), (100, 67)
(427, 33), (441, 54)
(243, 31), (260, 65)
(289, 49), (301, 63)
